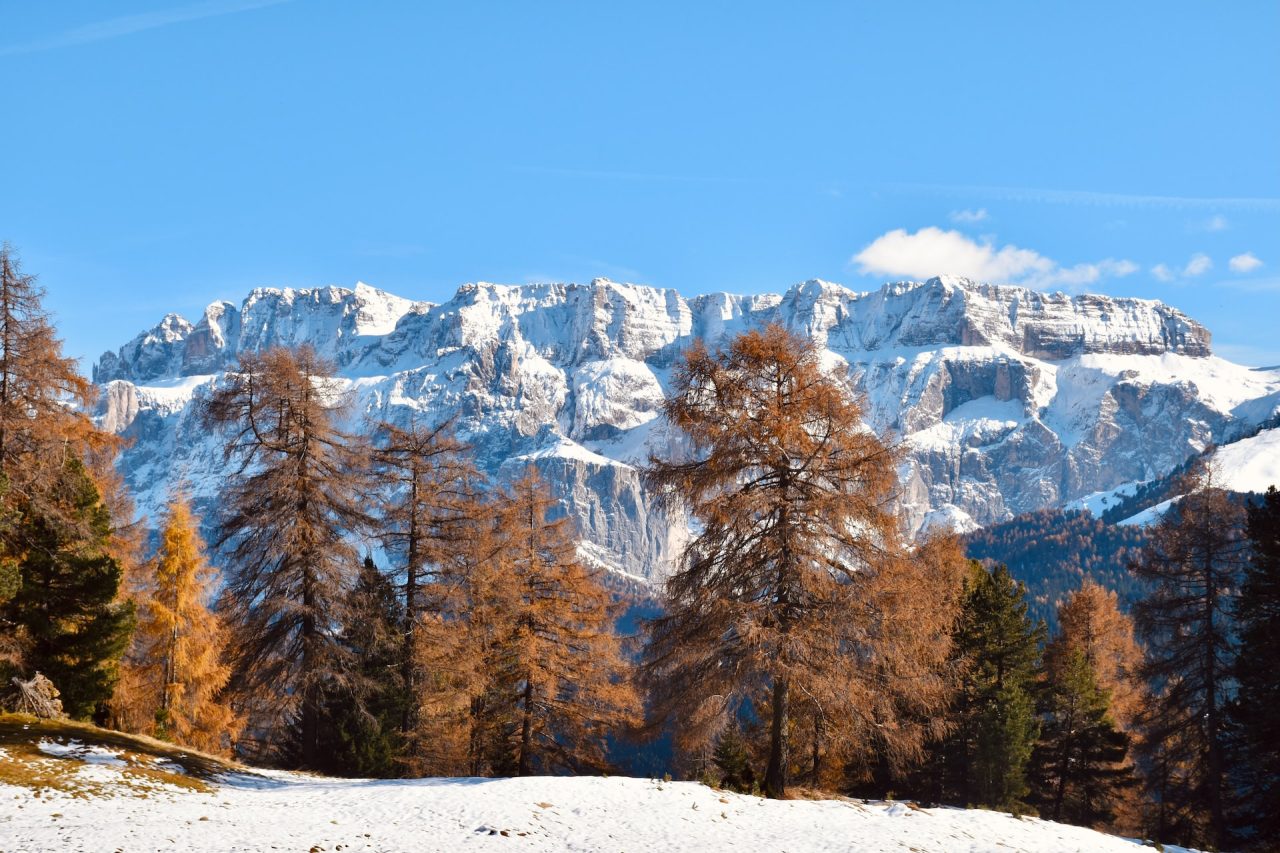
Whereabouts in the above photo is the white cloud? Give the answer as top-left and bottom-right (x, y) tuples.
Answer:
(1229, 252), (1264, 273)
(1032, 259), (1139, 289)
(853, 228), (1050, 282)
(1151, 264), (1175, 282)
(948, 208), (989, 224)
(1183, 253), (1213, 277)
(851, 227), (1136, 291)
(1200, 214), (1230, 232)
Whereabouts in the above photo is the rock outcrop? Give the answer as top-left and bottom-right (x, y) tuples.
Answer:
(94, 275), (1280, 581)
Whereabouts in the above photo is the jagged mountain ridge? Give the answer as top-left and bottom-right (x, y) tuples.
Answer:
(93, 276), (1280, 582)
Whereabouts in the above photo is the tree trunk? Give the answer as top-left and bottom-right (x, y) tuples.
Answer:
(300, 556), (319, 770)
(402, 475), (420, 734)
(764, 676), (790, 798)
(518, 676), (534, 776)
(1203, 549), (1226, 847)
(811, 714), (821, 786)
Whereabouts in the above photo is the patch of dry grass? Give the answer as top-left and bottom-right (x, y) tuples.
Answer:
(0, 713), (245, 797)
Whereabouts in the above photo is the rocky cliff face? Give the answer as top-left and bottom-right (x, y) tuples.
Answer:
(94, 275), (1280, 582)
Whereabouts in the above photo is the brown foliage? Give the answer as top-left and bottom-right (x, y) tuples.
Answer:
(1052, 580), (1144, 730)
(115, 495), (241, 756)
(643, 324), (964, 797)
(0, 246), (112, 514)
(412, 468), (639, 776)
(0, 245), (120, 677)
(1046, 580), (1147, 833)
(372, 417), (477, 731)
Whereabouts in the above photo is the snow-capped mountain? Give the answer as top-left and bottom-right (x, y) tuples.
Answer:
(93, 276), (1280, 582)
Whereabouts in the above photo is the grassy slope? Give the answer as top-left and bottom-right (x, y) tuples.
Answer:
(0, 713), (243, 797)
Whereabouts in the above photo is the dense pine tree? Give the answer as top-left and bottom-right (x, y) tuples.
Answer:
(3, 458), (135, 719)
(1031, 646), (1133, 827)
(203, 345), (373, 766)
(643, 325), (963, 798)
(1053, 581), (1145, 731)
(712, 725), (757, 793)
(306, 555), (408, 777)
(0, 245), (118, 677)
(1130, 469), (1246, 850)
(936, 562), (1044, 810)
(1230, 485), (1280, 846)
(116, 494), (240, 755)
(1047, 581), (1146, 834)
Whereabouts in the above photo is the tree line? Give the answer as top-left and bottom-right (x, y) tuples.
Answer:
(0, 246), (1277, 851)
(964, 507), (1151, 628)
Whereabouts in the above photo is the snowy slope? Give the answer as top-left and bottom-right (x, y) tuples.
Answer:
(0, 755), (1198, 853)
(92, 276), (1280, 581)
(1075, 425), (1280, 525)
(1214, 426), (1280, 494)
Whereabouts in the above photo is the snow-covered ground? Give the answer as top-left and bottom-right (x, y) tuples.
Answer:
(0, 746), (1197, 853)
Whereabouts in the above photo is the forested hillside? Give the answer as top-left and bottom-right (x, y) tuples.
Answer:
(965, 509), (1150, 626)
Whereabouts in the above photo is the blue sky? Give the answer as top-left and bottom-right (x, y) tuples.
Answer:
(2, 1), (1277, 366)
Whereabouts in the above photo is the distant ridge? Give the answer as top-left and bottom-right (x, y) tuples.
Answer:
(93, 276), (1280, 582)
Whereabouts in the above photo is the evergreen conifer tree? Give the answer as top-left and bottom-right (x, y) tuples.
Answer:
(308, 555), (408, 777)
(946, 563), (1044, 810)
(1130, 468), (1246, 849)
(1054, 580), (1145, 731)
(4, 458), (135, 719)
(712, 725), (757, 793)
(1046, 580), (1146, 835)
(0, 246), (117, 674)
(1230, 485), (1280, 845)
(1031, 646), (1133, 827)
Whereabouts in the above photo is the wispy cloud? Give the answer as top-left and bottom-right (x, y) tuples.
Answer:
(892, 182), (1280, 212)
(0, 0), (291, 57)
(1183, 253), (1213, 277)
(1200, 214), (1230, 232)
(1151, 264), (1175, 283)
(1229, 252), (1264, 274)
(948, 208), (989, 224)
(850, 227), (1137, 291)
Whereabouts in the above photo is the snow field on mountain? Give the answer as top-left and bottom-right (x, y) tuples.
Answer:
(1213, 427), (1280, 495)
(92, 277), (1280, 578)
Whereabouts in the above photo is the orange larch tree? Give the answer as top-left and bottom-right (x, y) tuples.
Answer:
(372, 417), (477, 733)
(121, 494), (241, 755)
(643, 323), (963, 798)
